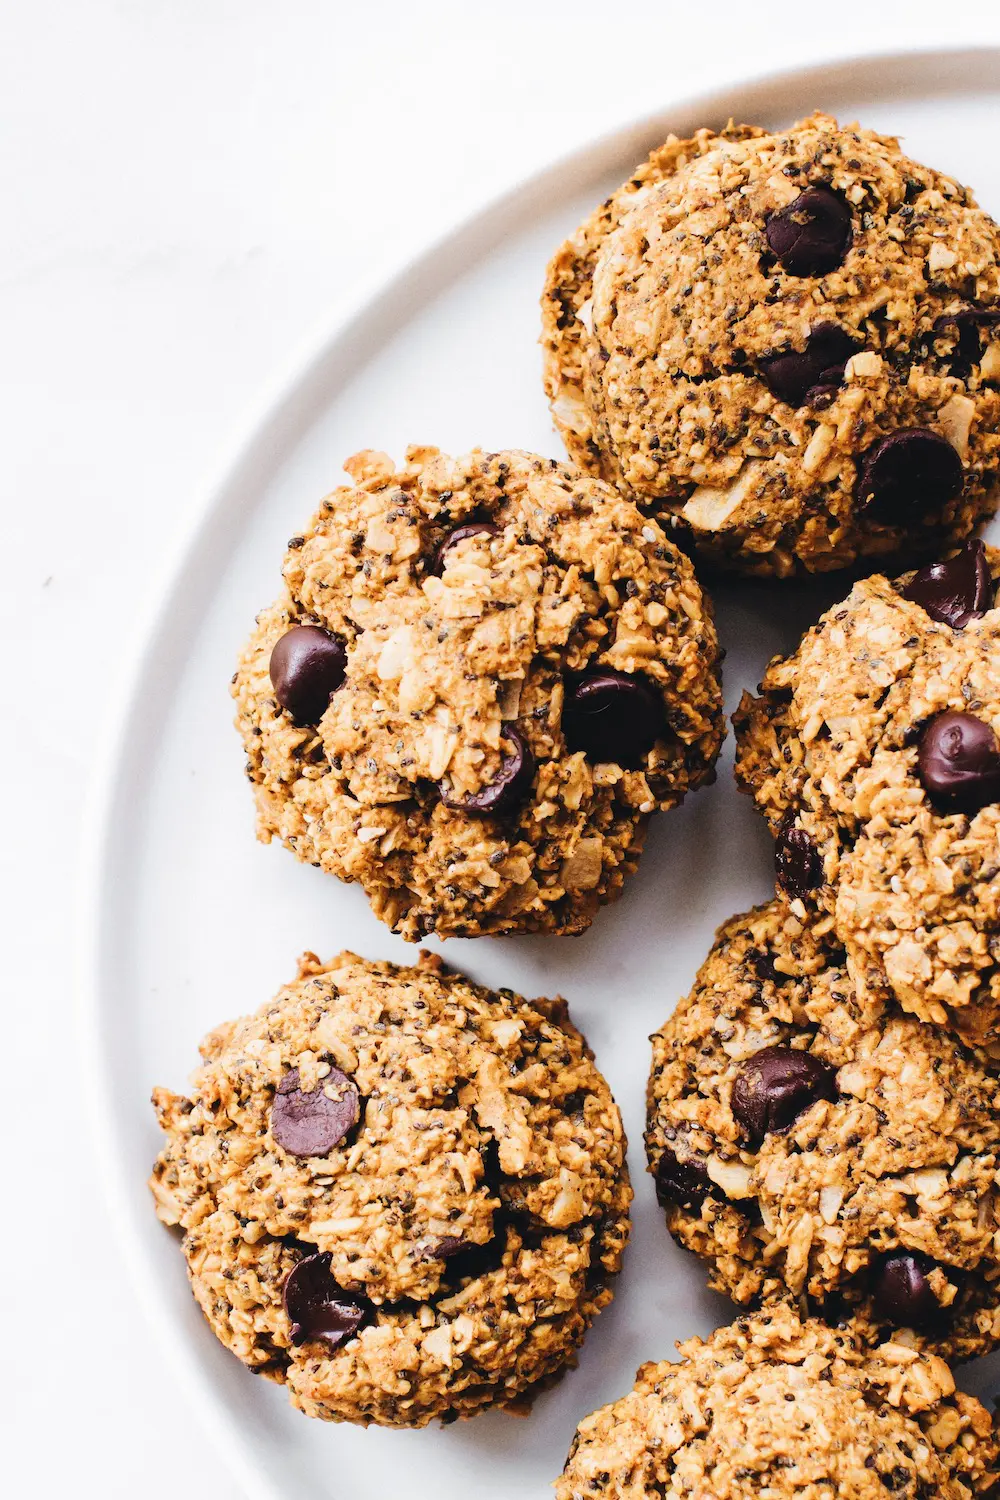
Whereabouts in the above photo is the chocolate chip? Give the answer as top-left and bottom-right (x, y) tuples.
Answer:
(654, 1147), (712, 1211)
(282, 1252), (369, 1349)
(917, 710), (1000, 814)
(269, 625), (347, 725)
(933, 306), (1000, 377)
(855, 429), (964, 526)
(562, 669), (663, 768)
(270, 1067), (360, 1157)
(426, 1236), (468, 1259)
(871, 1252), (941, 1329)
(440, 1233), (506, 1285)
(432, 522), (499, 574)
(753, 952), (785, 985)
(774, 818), (823, 899)
(731, 1045), (837, 1147)
(764, 186), (853, 276)
(899, 539), (993, 628)
(439, 725), (535, 815)
(758, 323), (860, 406)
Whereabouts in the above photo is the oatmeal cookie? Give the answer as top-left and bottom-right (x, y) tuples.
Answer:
(233, 446), (723, 939)
(646, 899), (1000, 1361)
(542, 113), (1000, 576)
(556, 1304), (998, 1500)
(734, 540), (1000, 1038)
(150, 949), (631, 1427)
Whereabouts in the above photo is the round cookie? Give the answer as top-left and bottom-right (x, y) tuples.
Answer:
(734, 540), (1000, 1039)
(150, 949), (631, 1427)
(556, 1305), (998, 1500)
(645, 900), (1000, 1361)
(233, 445), (724, 940)
(542, 113), (1000, 577)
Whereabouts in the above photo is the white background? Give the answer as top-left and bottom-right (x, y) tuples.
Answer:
(6, 3), (1000, 1494)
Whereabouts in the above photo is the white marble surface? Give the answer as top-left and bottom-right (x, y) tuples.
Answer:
(7, 3), (1000, 1494)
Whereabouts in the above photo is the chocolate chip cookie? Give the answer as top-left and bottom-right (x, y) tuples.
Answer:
(233, 446), (724, 939)
(646, 899), (1000, 1361)
(734, 541), (1000, 1039)
(556, 1305), (997, 1500)
(542, 113), (1000, 576)
(150, 949), (631, 1427)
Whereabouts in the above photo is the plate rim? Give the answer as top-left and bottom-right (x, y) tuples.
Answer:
(77, 43), (1000, 1500)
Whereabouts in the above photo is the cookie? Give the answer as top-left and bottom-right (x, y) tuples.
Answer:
(645, 900), (1000, 1361)
(233, 445), (723, 939)
(150, 949), (631, 1427)
(734, 541), (1000, 1039)
(556, 1305), (998, 1500)
(542, 113), (1000, 576)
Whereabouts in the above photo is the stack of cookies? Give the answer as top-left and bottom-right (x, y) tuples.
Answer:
(151, 113), (1000, 1496)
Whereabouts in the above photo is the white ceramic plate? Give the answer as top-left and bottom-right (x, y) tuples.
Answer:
(82, 48), (1000, 1500)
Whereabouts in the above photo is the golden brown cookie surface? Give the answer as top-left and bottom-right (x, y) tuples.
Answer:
(151, 950), (630, 1427)
(645, 900), (1000, 1361)
(543, 114), (1000, 576)
(556, 1306), (998, 1499)
(734, 542), (1000, 1038)
(234, 446), (723, 939)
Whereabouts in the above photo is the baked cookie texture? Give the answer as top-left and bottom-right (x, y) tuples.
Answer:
(542, 112), (1000, 577)
(234, 446), (724, 940)
(555, 1305), (998, 1500)
(734, 543), (1000, 1040)
(646, 900), (1000, 1362)
(150, 950), (631, 1427)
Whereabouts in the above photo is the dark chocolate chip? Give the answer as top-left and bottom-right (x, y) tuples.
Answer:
(654, 1147), (712, 1211)
(774, 818), (823, 899)
(764, 186), (853, 276)
(899, 539), (993, 628)
(758, 323), (860, 406)
(428, 1236), (468, 1259)
(753, 952), (785, 985)
(562, 669), (664, 768)
(855, 428), (964, 526)
(932, 306), (1000, 377)
(432, 522), (499, 575)
(440, 1233), (506, 1285)
(916, 710), (1000, 814)
(871, 1252), (941, 1329)
(282, 1252), (369, 1349)
(806, 383), (841, 411)
(439, 725), (535, 815)
(731, 1045), (837, 1148)
(271, 1067), (360, 1157)
(269, 625), (347, 725)
(415, 1233), (473, 1263)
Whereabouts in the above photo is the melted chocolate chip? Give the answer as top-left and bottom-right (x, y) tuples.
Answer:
(562, 669), (663, 768)
(270, 1067), (360, 1157)
(932, 306), (1000, 378)
(654, 1147), (712, 1211)
(871, 1252), (941, 1329)
(917, 710), (1000, 814)
(432, 522), (500, 575)
(439, 725), (535, 815)
(269, 625), (347, 725)
(899, 539), (993, 628)
(774, 818), (823, 899)
(855, 428), (964, 526)
(758, 323), (860, 407)
(282, 1252), (369, 1348)
(731, 1045), (837, 1148)
(764, 186), (853, 277)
